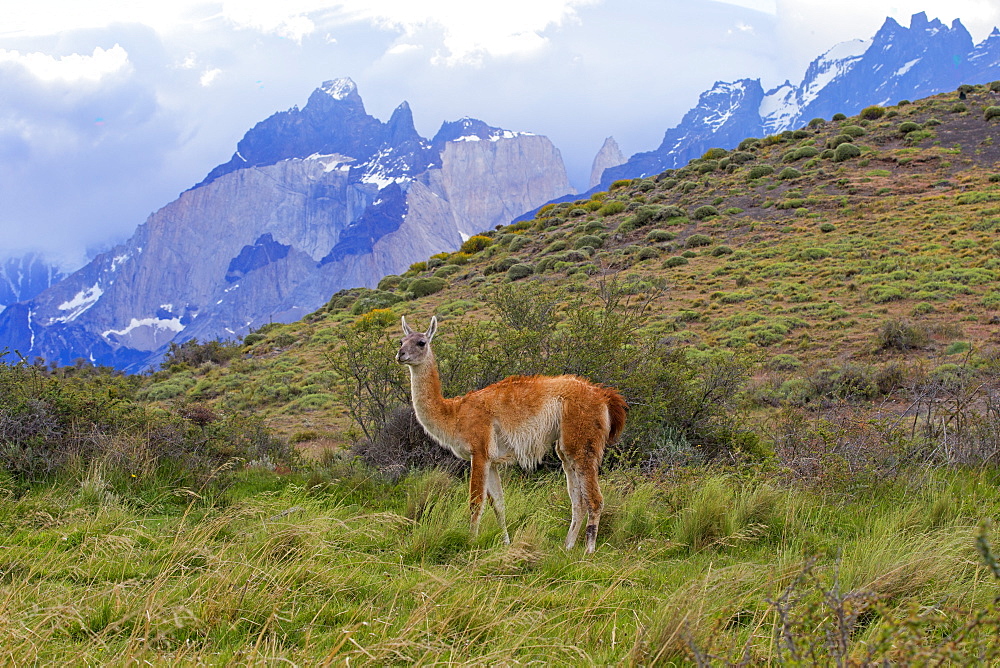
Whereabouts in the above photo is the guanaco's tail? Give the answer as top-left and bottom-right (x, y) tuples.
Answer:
(604, 389), (628, 444)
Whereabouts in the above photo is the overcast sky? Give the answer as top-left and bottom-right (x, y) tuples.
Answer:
(3, 1), (999, 268)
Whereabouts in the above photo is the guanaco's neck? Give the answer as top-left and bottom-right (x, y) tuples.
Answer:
(407, 350), (452, 425)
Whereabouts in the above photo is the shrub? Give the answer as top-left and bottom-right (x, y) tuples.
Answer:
(991, 81), (1000, 92)
(162, 338), (243, 368)
(826, 134), (853, 149)
(985, 106), (1000, 121)
(507, 235), (529, 252)
(875, 318), (929, 351)
(747, 165), (774, 180)
(378, 274), (403, 291)
(832, 113), (847, 121)
(859, 105), (885, 120)
(729, 151), (755, 164)
(951, 103), (967, 113)
(637, 247), (659, 261)
(598, 200), (627, 216)
(610, 179), (632, 190)
(460, 235), (493, 254)
(840, 125), (866, 137)
(833, 143), (862, 162)
(898, 121), (921, 134)
(702, 147), (729, 160)
(433, 265), (461, 278)
(799, 247), (831, 261)
(808, 117), (825, 128)
(778, 167), (802, 180)
(686, 234), (712, 248)
(924, 118), (942, 127)
(691, 205), (719, 220)
(663, 256), (689, 268)
(897, 99), (911, 106)
(409, 277), (447, 298)
(738, 137), (760, 150)
(506, 263), (534, 281)
(544, 240), (568, 253)
(711, 245), (734, 256)
(647, 229), (675, 242)
(485, 257), (519, 275)
(819, 222), (835, 233)
(575, 234), (604, 249)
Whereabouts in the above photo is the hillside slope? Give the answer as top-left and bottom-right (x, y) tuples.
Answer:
(142, 85), (1000, 443)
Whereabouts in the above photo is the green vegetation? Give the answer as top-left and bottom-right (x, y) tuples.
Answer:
(8, 88), (1000, 663)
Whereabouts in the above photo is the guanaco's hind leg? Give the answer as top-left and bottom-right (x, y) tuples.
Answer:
(485, 465), (510, 545)
(556, 441), (586, 549)
(579, 462), (604, 554)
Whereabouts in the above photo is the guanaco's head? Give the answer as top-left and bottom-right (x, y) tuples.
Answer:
(396, 315), (437, 366)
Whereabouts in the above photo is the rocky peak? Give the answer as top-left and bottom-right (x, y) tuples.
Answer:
(589, 137), (626, 189)
(196, 78), (386, 188)
(386, 101), (422, 147)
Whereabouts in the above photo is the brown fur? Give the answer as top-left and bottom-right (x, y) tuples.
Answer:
(396, 316), (627, 553)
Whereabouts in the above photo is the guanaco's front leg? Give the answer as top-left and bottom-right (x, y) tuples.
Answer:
(469, 453), (487, 537)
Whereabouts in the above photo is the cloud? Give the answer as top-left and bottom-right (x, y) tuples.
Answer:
(0, 44), (130, 83)
(200, 68), (222, 86)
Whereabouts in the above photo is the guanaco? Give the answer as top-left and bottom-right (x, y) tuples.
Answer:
(396, 316), (626, 553)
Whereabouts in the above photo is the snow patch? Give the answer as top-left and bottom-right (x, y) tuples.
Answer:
(306, 152), (355, 173)
(102, 316), (184, 339)
(800, 38), (870, 109)
(54, 284), (103, 323)
(110, 253), (129, 272)
(459, 232), (471, 242)
(893, 58), (920, 77)
(321, 78), (356, 100)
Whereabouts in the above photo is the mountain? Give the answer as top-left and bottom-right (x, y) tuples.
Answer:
(0, 79), (573, 369)
(0, 253), (65, 314)
(589, 137), (626, 188)
(600, 12), (1000, 186)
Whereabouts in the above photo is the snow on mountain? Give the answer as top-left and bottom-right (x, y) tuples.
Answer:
(599, 13), (1000, 191)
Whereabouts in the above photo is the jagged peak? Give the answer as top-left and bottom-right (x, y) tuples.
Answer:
(431, 117), (530, 145)
(387, 101), (420, 145)
(319, 77), (358, 101)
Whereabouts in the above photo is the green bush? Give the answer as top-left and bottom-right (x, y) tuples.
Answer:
(951, 103), (967, 113)
(637, 247), (659, 261)
(778, 167), (802, 180)
(598, 200), (627, 216)
(819, 222), (835, 233)
(711, 245), (734, 256)
(506, 263), (534, 281)
(826, 134), (853, 149)
(808, 117), (825, 128)
(875, 318), (929, 351)
(799, 247), (831, 261)
(647, 229), (675, 242)
(747, 165), (774, 180)
(686, 234), (712, 248)
(832, 113), (847, 121)
(575, 234), (604, 249)
(738, 137), (760, 150)
(377, 275), (403, 291)
(840, 125), (866, 137)
(408, 277), (448, 298)
(544, 240), (568, 253)
(691, 205), (719, 220)
(702, 147), (729, 160)
(663, 256), (689, 268)
(924, 118), (942, 127)
(859, 105), (885, 120)
(833, 143), (862, 162)
(729, 151), (755, 164)
(898, 121), (921, 133)
(985, 106), (1000, 121)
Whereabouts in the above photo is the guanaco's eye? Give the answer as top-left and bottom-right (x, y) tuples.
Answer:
(417, 340), (426, 347)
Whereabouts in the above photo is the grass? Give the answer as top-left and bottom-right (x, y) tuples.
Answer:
(2, 465), (999, 663)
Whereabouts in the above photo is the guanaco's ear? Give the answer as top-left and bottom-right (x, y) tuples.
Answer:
(426, 315), (438, 342)
(401, 316), (414, 336)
